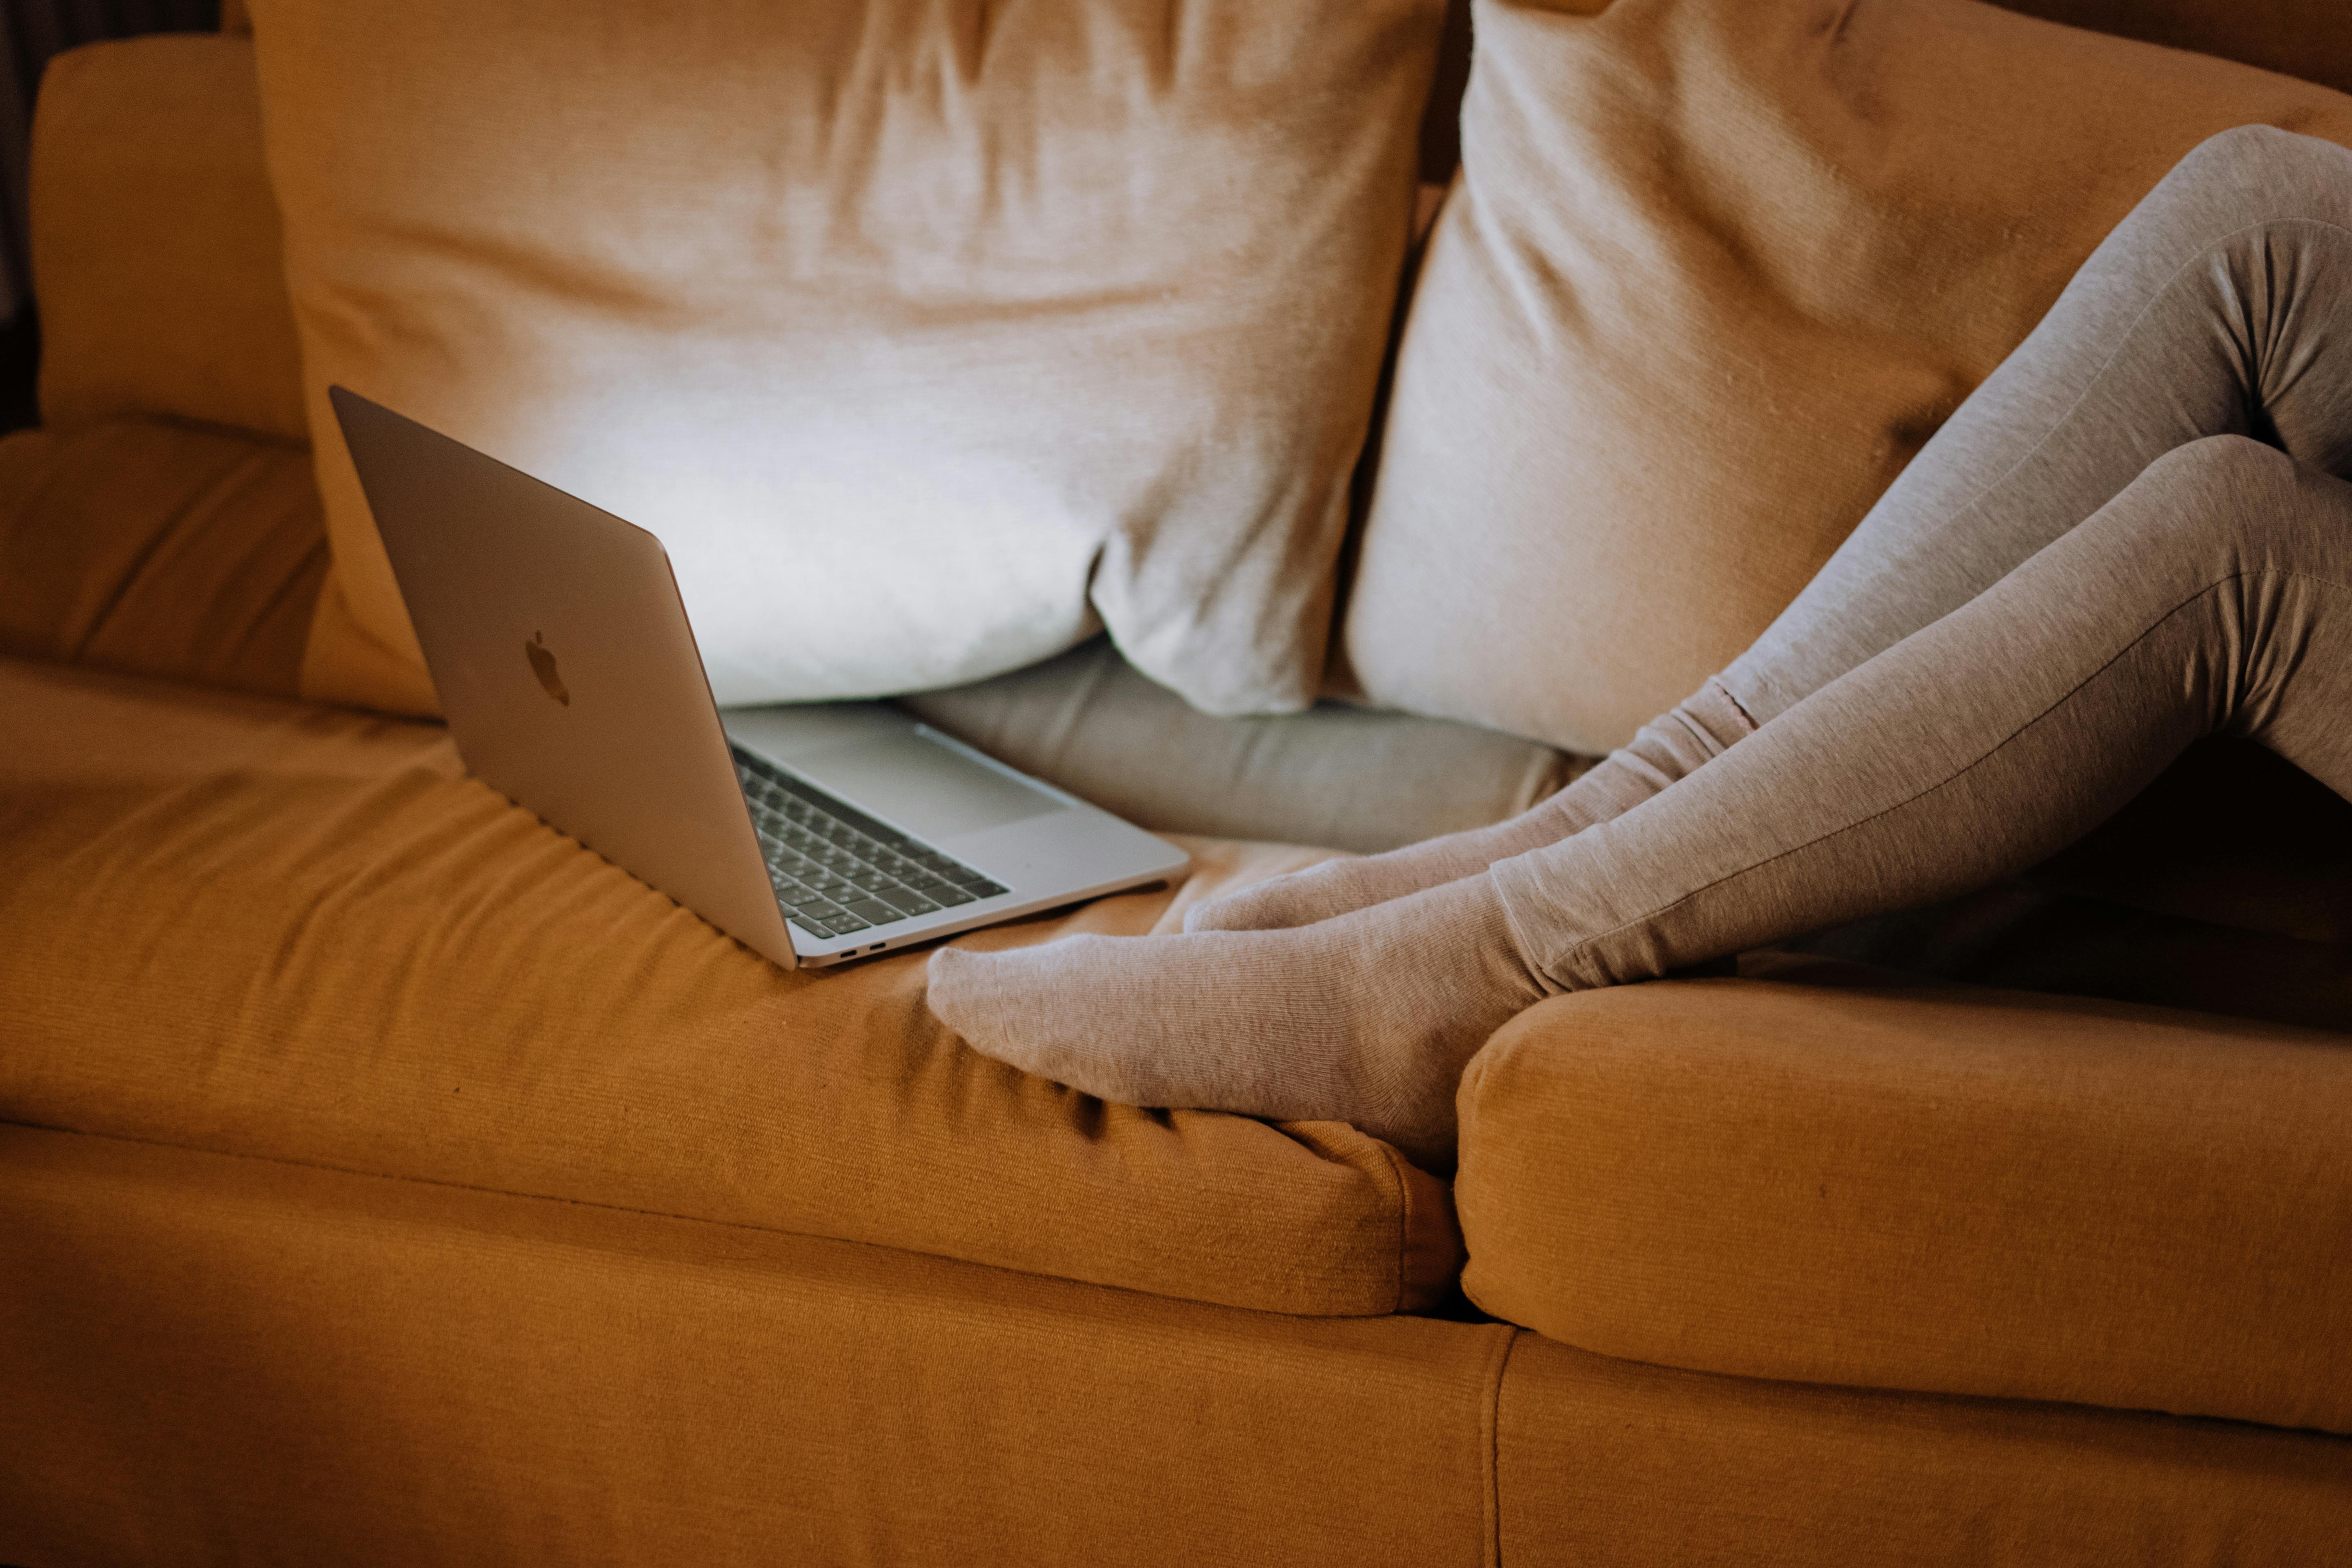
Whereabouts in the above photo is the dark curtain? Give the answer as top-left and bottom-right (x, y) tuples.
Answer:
(1, 0), (220, 427)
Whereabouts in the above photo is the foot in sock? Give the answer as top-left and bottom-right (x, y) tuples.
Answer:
(927, 873), (1549, 1168)
(1184, 678), (1756, 934)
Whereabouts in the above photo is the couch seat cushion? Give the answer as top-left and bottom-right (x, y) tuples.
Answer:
(0, 657), (1459, 1316)
(1455, 963), (2352, 1433)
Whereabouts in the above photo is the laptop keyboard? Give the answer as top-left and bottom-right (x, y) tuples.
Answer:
(733, 746), (1010, 942)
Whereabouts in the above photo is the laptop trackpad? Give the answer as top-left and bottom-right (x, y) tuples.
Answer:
(787, 734), (1064, 839)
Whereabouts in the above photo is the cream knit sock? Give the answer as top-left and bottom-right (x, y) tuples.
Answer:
(926, 873), (1548, 1168)
(1184, 678), (1755, 933)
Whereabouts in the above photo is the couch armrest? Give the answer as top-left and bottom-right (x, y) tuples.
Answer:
(32, 35), (306, 443)
(0, 419), (323, 694)
(1455, 967), (2352, 1434)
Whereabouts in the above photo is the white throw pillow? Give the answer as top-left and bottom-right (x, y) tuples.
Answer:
(248, 0), (1442, 717)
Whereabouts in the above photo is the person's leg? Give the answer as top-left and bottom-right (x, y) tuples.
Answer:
(1184, 678), (1756, 931)
(931, 437), (2352, 1165)
(1194, 123), (2352, 934)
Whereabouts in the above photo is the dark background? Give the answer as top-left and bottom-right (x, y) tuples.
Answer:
(0, 0), (219, 434)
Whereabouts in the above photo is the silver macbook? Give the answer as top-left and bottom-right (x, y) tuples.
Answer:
(331, 386), (1190, 969)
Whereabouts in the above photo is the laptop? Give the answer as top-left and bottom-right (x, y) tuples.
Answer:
(330, 386), (1190, 970)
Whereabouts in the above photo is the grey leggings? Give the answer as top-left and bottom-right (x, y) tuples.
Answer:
(1493, 125), (2352, 984)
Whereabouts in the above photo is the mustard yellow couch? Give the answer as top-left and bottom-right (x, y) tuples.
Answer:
(6, 6), (2352, 1564)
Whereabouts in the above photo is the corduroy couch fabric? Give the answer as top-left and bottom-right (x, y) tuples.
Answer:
(0, 1125), (1507, 1566)
(1492, 1332), (2352, 1567)
(0, 652), (1460, 1319)
(1455, 971), (2352, 1435)
(0, 419), (322, 695)
(10, 1125), (2351, 1567)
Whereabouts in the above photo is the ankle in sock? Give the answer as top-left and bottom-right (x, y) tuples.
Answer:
(1182, 677), (1758, 935)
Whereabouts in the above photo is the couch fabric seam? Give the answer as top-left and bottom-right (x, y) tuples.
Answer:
(1373, 1134), (1417, 1314)
(1484, 1327), (1519, 1568)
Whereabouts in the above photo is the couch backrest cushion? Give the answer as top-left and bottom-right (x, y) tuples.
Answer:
(244, 0), (1441, 721)
(1340, 0), (2352, 755)
(1410, 0), (2352, 189)
(31, 36), (307, 443)
(1993, 0), (2352, 97)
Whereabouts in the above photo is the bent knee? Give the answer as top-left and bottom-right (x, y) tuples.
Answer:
(2157, 124), (2352, 224)
(2180, 123), (2325, 173)
(2127, 434), (2349, 562)
(2139, 434), (2302, 515)
(2145, 432), (2294, 487)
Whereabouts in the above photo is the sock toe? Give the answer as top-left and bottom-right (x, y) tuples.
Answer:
(926, 944), (1057, 1062)
(921, 945), (995, 1036)
(927, 939), (1160, 1105)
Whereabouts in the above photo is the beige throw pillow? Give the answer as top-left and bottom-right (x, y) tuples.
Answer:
(1342, 0), (2352, 755)
(247, 0), (1439, 718)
